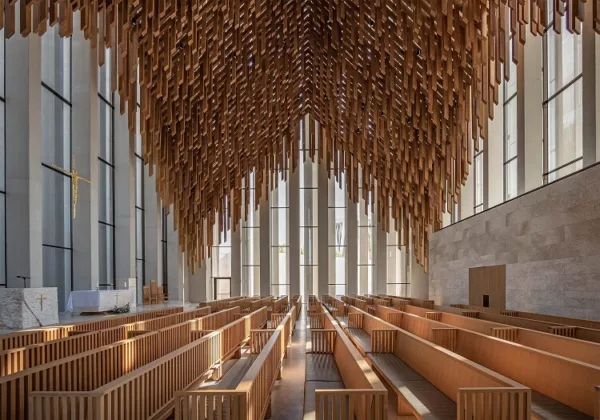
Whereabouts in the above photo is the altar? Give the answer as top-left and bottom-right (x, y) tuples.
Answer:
(66, 290), (135, 313)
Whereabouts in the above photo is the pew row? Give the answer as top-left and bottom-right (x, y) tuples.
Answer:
(173, 301), (298, 420)
(0, 307), (183, 352)
(0, 307), (213, 376)
(443, 304), (600, 344)
(449, 304), (600, 331)
(27, 307), (269, 420)
(371, 304), (598, 418)
(304, 304), (387, 420)
(380, 294), (435, 309)
(0, 307), (253, 420)
(383, 304), (600, 367)
(340, 305), (532, 419)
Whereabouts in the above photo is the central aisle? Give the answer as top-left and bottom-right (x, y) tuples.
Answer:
(270, 307), (307, 420)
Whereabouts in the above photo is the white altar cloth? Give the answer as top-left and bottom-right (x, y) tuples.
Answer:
(67, 290), (134, 313)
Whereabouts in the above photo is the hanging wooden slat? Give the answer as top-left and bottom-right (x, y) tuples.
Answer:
(1, 0), (596, 272)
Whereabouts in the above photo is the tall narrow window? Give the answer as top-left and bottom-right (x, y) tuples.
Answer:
(0, 26), (6, 287)
(299, 119), (318, 300)
(270, 169), (289, 297)
(543, 3), (583, 182)
(386, 199), (409, 296)
(504, 37), (518, 200)
(357, 168), (374, 295)
(41, 26), (72, 312)
(211, 201), (232, 299)
(328, 168), (346, 297)
(134, 103), (145, 303)
(241, 173), (260, 296)
(98, 48), (115, 290)
(161, 208), (169, 295)
(474, 137), (484, 214)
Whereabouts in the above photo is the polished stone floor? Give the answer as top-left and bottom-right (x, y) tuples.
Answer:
(270, 308), (308, 420)
(0, 300), (198, 334)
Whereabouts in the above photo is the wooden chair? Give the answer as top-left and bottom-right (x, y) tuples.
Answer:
(149, 280), (159, 304)
(143, 286), (151, 305)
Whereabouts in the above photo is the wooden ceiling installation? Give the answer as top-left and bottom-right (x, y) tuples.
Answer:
(1, 0), (597, 271)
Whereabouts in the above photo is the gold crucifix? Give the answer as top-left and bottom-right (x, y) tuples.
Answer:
(36, 295), (47, 311)
(51, 154), (91, 219)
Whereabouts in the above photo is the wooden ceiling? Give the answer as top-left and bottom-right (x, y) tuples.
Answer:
(2, 0), (596, 271)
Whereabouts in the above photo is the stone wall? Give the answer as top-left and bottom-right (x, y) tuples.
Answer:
(429, 164), (600, 320)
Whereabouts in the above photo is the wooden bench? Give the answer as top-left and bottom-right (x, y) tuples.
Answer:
(27, 307), (268, 420)
(304, 304), (387, 420)
(386, 304), (600, 368)
(0, 307), (263, 420)
(372, 305), (598, 418)
(0, 307), (199, 376)
(446, 304), (600, 344)
(380, 294), (435, 309)
(174, 303), (297, 420)
(345, 305), (532, 419)
(0, 307), (183, 352)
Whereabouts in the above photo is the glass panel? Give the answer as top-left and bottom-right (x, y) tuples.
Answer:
(548, 159), (583, 183)
(547, 80), (583, 176)
(328, 171), (346, 207)
(242, 265), (260, 297)
(136, 158), (143, 208)
(41, 88), (71, 168)
(42, 168), (71, 247)
(135, 108), (142, 156)
(0, 101), (5, 190)
(386, 245), (404, 289)
(328, 284), (346, 297)
(270, 207), (289, 246)
(300, 265), (318, 297)
(271, 246), (289, 289)
(43, 246), (71, 312)
(328, 246), (346, 289)
(136, 259), (145, 303)
(546, 18), (583, 98)
(505, 159), (518, 200)
(270, 172), (288, 207)
(271, 284), (289, 298)
(0, 30), (4, 98)
(0, 194), (5, 285)
(299, 189), (318, 227)
(505, 41), (517, 98)
(357, 264), (373, 295)
(328, 208), (346, 245)
(215, 278), (231, 300)
(357, 199), (374, 226)
(41, 25), (71, 100)
(98, 48), (112, 101)
(99, 224), (114, 287)
(136, 208), (144, 259)
(505, 98), (518, 161)
(211, 246), (232, 278)
(474, 153), (484, 207)
(242, 226), (260, 265)
(98, 100), (113, 163)
(98, 161), (113, 224)
(299, 227), (318, 265)
(358, 226), (373, 265)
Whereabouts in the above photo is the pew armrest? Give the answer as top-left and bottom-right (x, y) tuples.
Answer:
(371, 329), (396, 353)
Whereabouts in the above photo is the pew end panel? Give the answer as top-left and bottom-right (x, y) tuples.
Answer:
(314, 389), (387, 420)
(457, 387), (532, 420)
(311, 329), (336, 354)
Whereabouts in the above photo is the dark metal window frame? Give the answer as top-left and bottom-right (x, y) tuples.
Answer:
(41, 36), (73, 297)
(0, 34), (6, 287)
(97, 76), (116, 289)
(135, 104), (146, 289)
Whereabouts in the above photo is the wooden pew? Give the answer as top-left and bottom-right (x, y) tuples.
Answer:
(27, 307), (268, 420)
(272, 295), (288, 314)
(384, 304), (600, 367)
(372, 305), (599, 417)
(440, 304), (600, 344)
(197, 296), (247, 312)
(0, 308), (217, 420)
(381, 294), (435, 309)
(344, 305), (532, 419)
(173, 304), (297, 420)
(0, 307), (183, 352)
(304, 305), (387, 420)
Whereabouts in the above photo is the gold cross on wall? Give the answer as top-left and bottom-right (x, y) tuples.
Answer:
(51, 154), (91, 219)
(36, 295), (47, 311)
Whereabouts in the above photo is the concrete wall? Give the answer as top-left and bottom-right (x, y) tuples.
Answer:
(429, 163), (600, 320)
